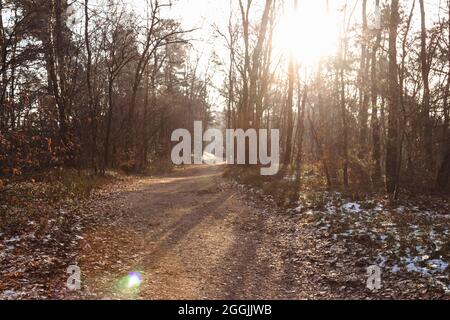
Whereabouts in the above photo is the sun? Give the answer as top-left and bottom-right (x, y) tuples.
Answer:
(274, 1), (340, 67)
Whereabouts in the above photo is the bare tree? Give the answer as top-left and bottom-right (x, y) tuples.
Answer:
(419, 0), (434, 171)
(371, 0), (383, 184)
(386, 0), (401, 200)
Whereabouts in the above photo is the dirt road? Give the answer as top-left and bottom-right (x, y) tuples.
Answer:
(1, 164), (446, 299)
(74, 165), (308, 299)
(55, 164), (448, 300)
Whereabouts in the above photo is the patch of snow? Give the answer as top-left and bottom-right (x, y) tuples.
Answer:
(325, 201), (337, 215)
(403, 256), (429, 275)
(373, 203), (385, 212)
(391, 265), (401, 273)
(427, 259), (448, 272)
(415, 246), (426, 255)
(0, 290), (19, 299)
(396, 206), (406, 214)
(283, 175), (296, 182)
(340, 229), (354, 237)
(401, 255), (448, 276)
(435, 281), (450, 294)
(406, 262), (425, 274)
(376, 254), (388, 267)
(4, 236), (20, 243)
(342, 202), (362, 214)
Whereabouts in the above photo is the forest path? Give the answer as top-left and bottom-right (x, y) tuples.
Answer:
(76, 165), (304, 299)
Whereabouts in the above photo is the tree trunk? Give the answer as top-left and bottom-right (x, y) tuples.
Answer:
(85, 0), (97, 173)
(419, 0), (433, 171)
(139, 66), (150, 172)
(104, 78), (114, 169)
(46, 0), (68, 144)
(436, 144), (450, 192)
(341, 58), (349, 188)
(386, 0), (401, 200)
(249, 0), (272, 127)
(358, 0), (369, 157)
(292, 84), (307, 202)
(371, 0), (382, 185)
(238, 0), (251, 130)
(284, 58), (295, 167)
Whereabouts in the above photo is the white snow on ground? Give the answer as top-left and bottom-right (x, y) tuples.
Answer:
(376, 254), (388, 267)
(401, 255), (449, 275)
(325, 201), (337, 214)
(373, 204), (384, 212)
(5, 236), (20, 243)
(428, 259), (449, 273)
(283, 175), (296, 182)
(0, 290), (20, 300)
(396, 206), (406, 214)
(391, 265), (401, 273)
(310, 195), (449, 291)
(341, 202), (363, 213)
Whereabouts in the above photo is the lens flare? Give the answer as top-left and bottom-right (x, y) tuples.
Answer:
(114, 271), (144, 298)
(126, 272), (142, 289)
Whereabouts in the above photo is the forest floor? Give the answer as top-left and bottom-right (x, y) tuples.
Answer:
(0, 165), (449, 299)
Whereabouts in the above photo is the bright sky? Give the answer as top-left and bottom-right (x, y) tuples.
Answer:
(124, 0), (230, 111)
(90, 0), (446, 111)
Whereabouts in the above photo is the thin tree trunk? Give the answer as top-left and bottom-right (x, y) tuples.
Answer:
(238, 0), (251, 130)
(249, 0), (272, 127)
(436, 1), (450, 192)
(341, 59), (349, 188)
(358, 0), (369, 157)
(140, 66), (150, 172)
(386, 0), (401, 200)
(104, 78), (114, 169)
(284, 58), (295, 167)
(309, 111), (332, 189)
(371, 0), (382, 184)
(436, 144), (450, 192)
(419, 0), (433, 171)
(292, 84), (307, 202)
(85, 0), (97, 173)
(47, 0), (68, 144)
